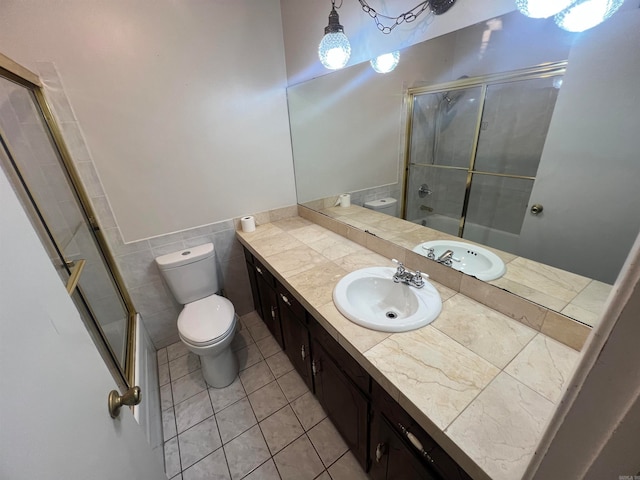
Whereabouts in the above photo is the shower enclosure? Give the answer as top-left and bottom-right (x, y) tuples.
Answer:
(0, 58), (135, 390)
(404, 63), (565, 255)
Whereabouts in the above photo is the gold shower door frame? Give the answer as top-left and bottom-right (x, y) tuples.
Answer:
(401, 61), (567, 237)
(0, 53), (136, 390)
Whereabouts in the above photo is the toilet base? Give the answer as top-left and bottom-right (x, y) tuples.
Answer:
(201, 346), (239, 388)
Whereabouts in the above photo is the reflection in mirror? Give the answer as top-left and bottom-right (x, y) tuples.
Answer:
(288, 10), (640, 328)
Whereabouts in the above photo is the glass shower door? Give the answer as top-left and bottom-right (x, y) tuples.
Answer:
(463, 76), (561, 254)
(405, 86), (482, 235)
(0, 74), (132, 385)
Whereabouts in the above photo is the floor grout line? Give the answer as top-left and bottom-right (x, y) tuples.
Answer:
(161, 312), (367, 480)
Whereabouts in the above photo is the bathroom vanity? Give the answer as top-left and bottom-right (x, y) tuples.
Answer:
(243, 245), (469, 479)
(237, 213), (581, 480)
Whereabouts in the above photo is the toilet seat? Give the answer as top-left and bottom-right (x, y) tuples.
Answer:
(178, 294), (235, 347)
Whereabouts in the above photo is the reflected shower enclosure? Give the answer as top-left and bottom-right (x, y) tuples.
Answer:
(404, 68), (563, 256)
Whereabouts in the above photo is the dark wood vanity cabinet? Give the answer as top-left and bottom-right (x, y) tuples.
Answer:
(243, 249), (284, 348)
(243, 248), (262, 318)
(310, 319), (370, 471)
(370, 381), (472, 480)
(277, 283), (313, 391)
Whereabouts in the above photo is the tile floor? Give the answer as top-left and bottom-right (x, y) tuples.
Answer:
(157, 311), (370, 480)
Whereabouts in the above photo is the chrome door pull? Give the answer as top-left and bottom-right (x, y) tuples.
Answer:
(301, 344), (306, 360)
(108, 386), (141, 418)
(375, 442), (387, 463)
(280, 293), (292, 307)
(398, 422), (434, 462)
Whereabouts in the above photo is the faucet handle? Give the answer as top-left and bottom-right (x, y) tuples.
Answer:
(391, 259), (405, 272)
(413, 271), (426, 288)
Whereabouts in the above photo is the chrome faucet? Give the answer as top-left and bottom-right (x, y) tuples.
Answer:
(391, 259), (425, 289)
(436, 249), (454, 266)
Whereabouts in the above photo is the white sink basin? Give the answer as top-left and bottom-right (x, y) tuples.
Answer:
(333, 267), (442, 332)
(413, 240), (506, 281)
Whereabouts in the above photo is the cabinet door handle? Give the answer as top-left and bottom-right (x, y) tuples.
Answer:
(270, 306), (276, 319)
(375, 442), (387, 463)
(398, 423), (434, 463)
(256, 266), (263, 275)
(280, 293), (292, 307)
(301, 344), (306, 360)
(311, 359), (319, 376)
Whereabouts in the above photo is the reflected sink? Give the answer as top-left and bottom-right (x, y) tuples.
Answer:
(413, 240), (506, 281)
(333, 267), (442, 332)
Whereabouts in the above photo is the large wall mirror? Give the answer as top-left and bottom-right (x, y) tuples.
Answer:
(288, 10), (640, 328)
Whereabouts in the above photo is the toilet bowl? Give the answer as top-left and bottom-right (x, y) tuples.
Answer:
(155, 243), (239, 388)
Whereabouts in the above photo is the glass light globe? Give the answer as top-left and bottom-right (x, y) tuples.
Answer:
(370, 51), (400, 74)
(318, 32), (351, 70)
(515, 0), (577, 18)
(555, 0), (624, 32)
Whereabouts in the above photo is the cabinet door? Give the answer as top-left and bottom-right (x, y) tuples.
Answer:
(280, 297), (313, 390)
(371, 381), (472, 480)
(254, 272), (284, 348)
(312, 338), (369, 471)
(245, 260), (262, 319)
(370, 414), (440, 480)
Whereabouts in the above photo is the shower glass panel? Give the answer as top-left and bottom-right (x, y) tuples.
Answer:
(463, 175), (534, 253)
(406, 86), (482, 234)
(0, 74), (130, 378)
(409, 86), (482, 167)
(405, 164), (468, 236)
(474, 77), (560, 176)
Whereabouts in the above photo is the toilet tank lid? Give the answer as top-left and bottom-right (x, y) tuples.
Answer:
(155, 243), (214, 269)
(364, 197), (397, 208)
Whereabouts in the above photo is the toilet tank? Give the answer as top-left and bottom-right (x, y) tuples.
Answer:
(155, 243), (219, 304)
(364, 197), (398, 217)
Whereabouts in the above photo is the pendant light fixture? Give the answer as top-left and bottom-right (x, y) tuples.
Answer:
(515, 0), (577, 18)
(318, 0), (351, 70)
(370, 51), (400, 73)
(554, 0), (625, 32)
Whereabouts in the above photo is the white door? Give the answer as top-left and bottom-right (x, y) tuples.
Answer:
(517, 12), (640, 285)
(0, 168), (166, 479)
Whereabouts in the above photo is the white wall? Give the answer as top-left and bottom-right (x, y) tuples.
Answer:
(0, 0), (296, 242)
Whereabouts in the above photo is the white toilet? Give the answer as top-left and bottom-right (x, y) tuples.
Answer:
(364, 197), (398, 217)
(155, 243), (238, 388)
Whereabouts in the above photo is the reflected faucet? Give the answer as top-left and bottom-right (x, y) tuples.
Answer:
(436, 249), (454, 266)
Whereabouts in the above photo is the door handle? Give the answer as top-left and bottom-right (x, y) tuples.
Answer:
(108, 386), (141, 418)
(65, 258), (86, 295)
(375, 442), (387, 463)
(530, 204), (544, 215)
(398, 422), (434, 463)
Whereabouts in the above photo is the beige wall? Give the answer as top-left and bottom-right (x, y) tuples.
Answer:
(0, 0), (296, 242)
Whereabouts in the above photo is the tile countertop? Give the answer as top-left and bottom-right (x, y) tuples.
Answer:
(236, 217), (580, 480)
